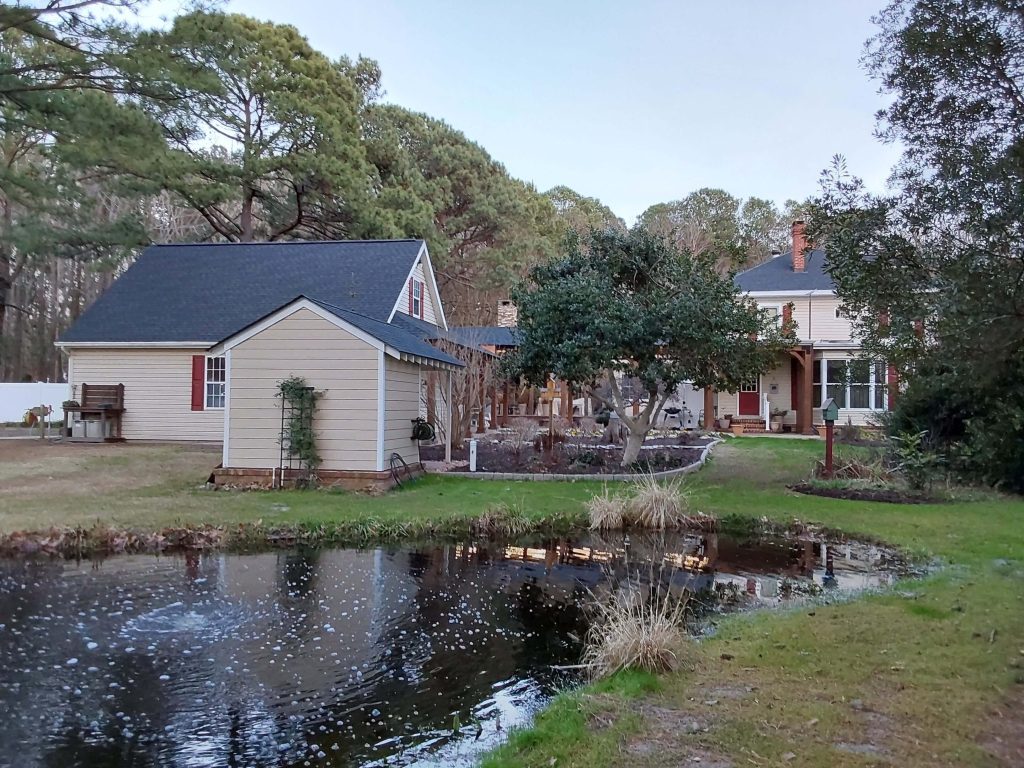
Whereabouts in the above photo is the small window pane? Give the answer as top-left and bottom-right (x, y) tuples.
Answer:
(873, 361), (888, 410)
(849, 384), (870, 409)
(825, 360), (848, 384)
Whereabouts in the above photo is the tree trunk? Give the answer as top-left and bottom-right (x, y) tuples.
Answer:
(240, 192), (254, 242)
(621, 430), (646, 467)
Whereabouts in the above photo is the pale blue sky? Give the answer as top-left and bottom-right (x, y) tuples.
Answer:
(225, 0), (900, 223)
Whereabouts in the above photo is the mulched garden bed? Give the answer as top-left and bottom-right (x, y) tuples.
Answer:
(789, 482), (939, 505)
(420, 435), (710, 475)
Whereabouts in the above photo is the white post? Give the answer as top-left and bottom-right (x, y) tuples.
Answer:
(764, 393), (770, 432)
(469, 439), (478, 472)
(445, 368), (452, 463)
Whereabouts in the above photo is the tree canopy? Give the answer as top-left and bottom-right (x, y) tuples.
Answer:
(811, 0), (1024, 490)
(505, 228), (789, 465)
(366, 104), (558, 321)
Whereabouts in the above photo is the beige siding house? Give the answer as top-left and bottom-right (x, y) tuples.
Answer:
(714, 221), (893, 433)
(57, 239), (460, 488)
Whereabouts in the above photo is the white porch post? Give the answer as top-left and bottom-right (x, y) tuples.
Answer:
(445, 368), (452, 463)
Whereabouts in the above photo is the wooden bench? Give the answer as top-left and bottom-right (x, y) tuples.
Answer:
(64, 383), (125, 442)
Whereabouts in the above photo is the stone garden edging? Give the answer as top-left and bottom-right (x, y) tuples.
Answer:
(438, 438), (722, 482)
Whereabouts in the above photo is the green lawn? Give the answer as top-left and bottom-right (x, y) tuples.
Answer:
(2, 437), (1022, 765)
(483, 438), (1024, 768)
(0, 441), (602, 537)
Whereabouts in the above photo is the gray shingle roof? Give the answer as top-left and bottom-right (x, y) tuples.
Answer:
(446, 326), (520, 348)
(734, 249), (836, 292)
(60, 240), (425, 344)
(307, 299), (463, 368)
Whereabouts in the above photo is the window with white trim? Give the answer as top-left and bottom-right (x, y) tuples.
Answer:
(760, 304), (782, 328)
(412, 280), (423, 317)
(206, 355), (226, 409)
(812, 358), (886, 411)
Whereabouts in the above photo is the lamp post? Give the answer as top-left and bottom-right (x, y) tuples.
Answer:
(820, 397), (840, 477)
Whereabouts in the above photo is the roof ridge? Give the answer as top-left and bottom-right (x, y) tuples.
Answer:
(151, 239), (424, 248)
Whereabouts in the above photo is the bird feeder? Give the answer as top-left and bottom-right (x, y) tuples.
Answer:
(821, 397), (840, 477)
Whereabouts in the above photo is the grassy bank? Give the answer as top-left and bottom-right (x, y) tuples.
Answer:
(483, 438), (1024, 768)
(0, 440), (607, 551)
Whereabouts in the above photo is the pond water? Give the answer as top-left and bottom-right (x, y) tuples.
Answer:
(0, 531), (904, 768)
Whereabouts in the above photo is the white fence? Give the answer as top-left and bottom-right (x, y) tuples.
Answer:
(0, 382), (71, 424)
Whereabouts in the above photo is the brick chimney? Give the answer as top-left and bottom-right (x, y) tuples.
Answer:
(791, 220), (807, 272)
(497, 299), (518, 328)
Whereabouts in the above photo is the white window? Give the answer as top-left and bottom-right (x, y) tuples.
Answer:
(412, 280), (423, 317)
(206, 356), (226, 409)
(760, 304), (782, 328)
(812, 358), (887, 411)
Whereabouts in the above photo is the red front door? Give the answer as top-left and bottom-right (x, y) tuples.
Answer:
(738, 379), (760, 416)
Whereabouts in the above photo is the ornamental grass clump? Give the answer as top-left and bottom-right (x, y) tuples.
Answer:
(627, 473), (690, 529)
(587, 487), (628, 530)
(583, 578), (695, 680)
(473, 502), (532, 538)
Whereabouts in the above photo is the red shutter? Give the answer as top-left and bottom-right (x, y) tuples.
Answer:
(191, 355), (205, 411)
(419, 281), (424, 319)
(887, 364), (899, 411)
(408, 279), (413, 314)
(782, 303), (792, 329)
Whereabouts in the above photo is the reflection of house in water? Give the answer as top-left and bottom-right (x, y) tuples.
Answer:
(497, 532), (895, 605)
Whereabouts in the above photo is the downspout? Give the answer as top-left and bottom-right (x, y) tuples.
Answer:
(445, 368), (452, 464)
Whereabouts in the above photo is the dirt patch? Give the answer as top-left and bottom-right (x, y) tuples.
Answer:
(979, 687), (1024, 766)
(789, 482), (938, 505)
(620, 701), (734, 767)
(420, 437), (707, 475)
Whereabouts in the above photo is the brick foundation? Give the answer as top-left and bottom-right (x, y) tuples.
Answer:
(212, 464), (424, 492)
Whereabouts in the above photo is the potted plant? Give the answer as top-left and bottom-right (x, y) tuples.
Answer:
(770, 407), (788, 433)
(718, 414), (732, 431)
(730, 422), (745, 435)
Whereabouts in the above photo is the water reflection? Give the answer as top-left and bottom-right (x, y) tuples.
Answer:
(0, 531), (902, 767)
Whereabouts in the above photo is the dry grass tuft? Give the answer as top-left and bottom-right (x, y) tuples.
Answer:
(583, 578), (695, 679)
(473, 501), (533, 538)
(587, 487), (627, 530)
(627, 473), (691, 529)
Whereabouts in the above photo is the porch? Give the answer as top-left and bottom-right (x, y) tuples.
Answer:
(705, 347), (894, 435)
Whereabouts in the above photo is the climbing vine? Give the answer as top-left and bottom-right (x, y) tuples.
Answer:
(277, 376), (322, 475)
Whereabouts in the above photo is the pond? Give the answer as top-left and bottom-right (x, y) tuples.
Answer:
(0, 531), (905, 768)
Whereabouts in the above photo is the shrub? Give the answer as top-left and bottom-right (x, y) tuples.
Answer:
(506, 419), (540, 455)
(627, 473), (690, 529)
(582, 578), (695, 679)
(890, 430), (945, 492)
(587, 488), (627, 530)
(886, 364), (1024, 493)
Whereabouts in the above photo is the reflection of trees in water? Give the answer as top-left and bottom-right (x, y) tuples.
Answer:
(343, 542), (590, 754)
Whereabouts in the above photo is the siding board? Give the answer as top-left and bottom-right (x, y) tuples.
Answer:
(68, 348), (224, 441)
(226, 308), (381, 471)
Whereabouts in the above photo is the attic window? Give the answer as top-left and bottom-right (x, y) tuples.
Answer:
(412, 280), (423, 318)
